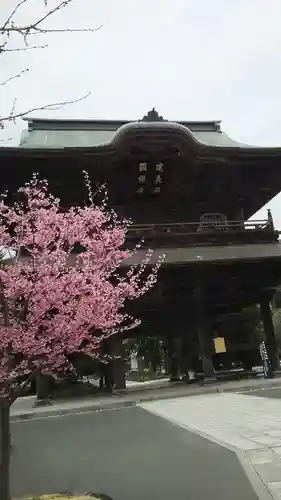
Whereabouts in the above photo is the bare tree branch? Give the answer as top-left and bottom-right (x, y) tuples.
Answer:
(1, 44), (47, 54)
(1, 92), (91, 125)
(1, 0), (103, 43)
(0, 1), (101, 130)
(1, 0), (28, 31)
(1, 69), (29, 87)
(22, 26), (102, 34)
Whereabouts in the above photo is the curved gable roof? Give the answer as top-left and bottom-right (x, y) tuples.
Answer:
(19, 111), (250, 150)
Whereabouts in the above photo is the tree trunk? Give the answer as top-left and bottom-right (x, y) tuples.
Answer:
(0, 401), (11, 500)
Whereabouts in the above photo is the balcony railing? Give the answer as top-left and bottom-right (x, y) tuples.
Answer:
(126, 215), (278, 248)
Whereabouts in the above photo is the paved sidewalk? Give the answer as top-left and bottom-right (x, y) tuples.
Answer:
(141, 393), (281, 500)
(10, 375), (281, 421)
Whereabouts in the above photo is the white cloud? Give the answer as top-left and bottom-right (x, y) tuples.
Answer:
(1, 0), (281, 226)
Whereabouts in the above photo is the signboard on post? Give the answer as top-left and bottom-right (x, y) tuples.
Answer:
(259, 341), (273, 378)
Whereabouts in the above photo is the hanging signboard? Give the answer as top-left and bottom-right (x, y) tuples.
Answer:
(213, 337), (226, 353)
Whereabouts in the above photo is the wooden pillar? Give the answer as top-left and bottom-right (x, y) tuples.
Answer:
(180, 325), (198, 382)
(168, 335), (181, 381)
(195, 285), (215, 379)
(198, 327), (215, 378)
(179, 333), (188, 381)
(102, 339), (114, 392)
(260, 296), (279, 370)
(112, 337), (127, 391)
(34, 372), (52, 406)
(236, 206), (245, 229)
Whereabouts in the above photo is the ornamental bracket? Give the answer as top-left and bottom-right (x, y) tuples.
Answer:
(139, 108), (167, 122)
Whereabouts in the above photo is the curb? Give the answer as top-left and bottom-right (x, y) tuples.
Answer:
(11, 379), (281, 422)
(11, 400), (137, 421)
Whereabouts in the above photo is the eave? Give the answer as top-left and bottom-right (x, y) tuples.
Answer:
(2, 142), (281, 160)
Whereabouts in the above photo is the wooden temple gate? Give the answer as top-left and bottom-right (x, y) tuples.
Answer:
(1, 109), (281, 390)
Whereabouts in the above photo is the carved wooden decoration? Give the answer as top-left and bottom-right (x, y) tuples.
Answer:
(155, 174), (163, 185)
(138, 174), (146, 184)
(137, 162), (147, 195)
(136, 160), (165, 195)
(138, 162), (147, 172)
(156, 162), (164, 172)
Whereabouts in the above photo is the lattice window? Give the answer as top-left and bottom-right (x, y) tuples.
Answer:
(197, 213), (228, 232)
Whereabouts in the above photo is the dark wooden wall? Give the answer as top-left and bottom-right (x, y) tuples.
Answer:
(1, 150), (280, 225)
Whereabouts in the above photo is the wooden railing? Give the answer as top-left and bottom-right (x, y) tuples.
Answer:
(128, 219), (270, 234)
(126, 218), (278, 247)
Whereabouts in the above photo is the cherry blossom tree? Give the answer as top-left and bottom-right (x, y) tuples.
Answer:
(0, 172), (164, 500)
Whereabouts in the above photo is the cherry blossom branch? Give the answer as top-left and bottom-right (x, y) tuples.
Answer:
(9, 366), (40, 404)
(0, 283), (9, 327)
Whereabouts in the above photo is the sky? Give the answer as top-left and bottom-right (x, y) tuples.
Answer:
(1, 0), (281, 226)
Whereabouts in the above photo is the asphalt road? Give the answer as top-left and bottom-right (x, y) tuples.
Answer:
(11, 406), (258, 500)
